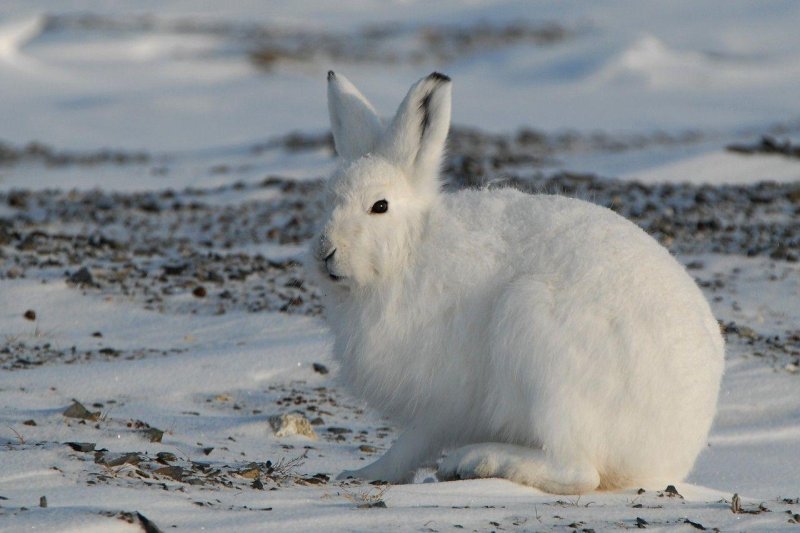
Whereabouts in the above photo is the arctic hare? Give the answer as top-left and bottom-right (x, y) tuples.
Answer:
(308, 71), (724, 494)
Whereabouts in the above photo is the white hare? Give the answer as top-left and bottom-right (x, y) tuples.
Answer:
(307, 71), (724, 494)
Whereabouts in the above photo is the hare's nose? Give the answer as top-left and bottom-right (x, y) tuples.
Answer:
(316, 234), (333, 260)
(324, 249), (342, 281)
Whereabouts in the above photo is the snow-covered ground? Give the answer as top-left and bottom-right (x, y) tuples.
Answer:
(1, 1), (799, 531)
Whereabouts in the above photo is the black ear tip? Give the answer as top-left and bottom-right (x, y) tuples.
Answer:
(428, 72), (451, 83)
(327, 70), (336, 81)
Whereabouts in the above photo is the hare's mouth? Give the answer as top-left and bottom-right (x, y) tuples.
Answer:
(321, 261), (345, 283)
(322, 248), (344, 282)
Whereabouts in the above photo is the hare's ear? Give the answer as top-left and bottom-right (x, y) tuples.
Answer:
(327, 71), (383, 161)
(378, 72), (451, 186)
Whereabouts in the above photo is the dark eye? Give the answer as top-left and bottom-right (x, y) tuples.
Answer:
(370, 199), (389, 214)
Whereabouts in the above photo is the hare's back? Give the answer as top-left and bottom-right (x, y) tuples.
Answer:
(440, 188), (718, 346)
(442, 188), (675, 279)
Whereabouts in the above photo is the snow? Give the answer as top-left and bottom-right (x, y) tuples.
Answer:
(623, 150), (800, 185)
(1, 1), (799, 531)
(2, 266), (799, 530)
(0, 1), (799, 153)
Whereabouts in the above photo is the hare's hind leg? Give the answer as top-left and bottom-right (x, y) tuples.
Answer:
(437, 443), (600, 495)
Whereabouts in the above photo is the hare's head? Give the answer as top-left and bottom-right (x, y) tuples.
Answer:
(313, 72), (452, 289)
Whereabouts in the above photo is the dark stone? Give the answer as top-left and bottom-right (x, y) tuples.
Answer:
(358, 500), (387, 509)
(65, 442), (96, 452)
(67, 267), (94, 286)
(96, 452), (143, 467)
(154, 466), (185, 481)
(135, 511), (164, 533)
(143, 428), (164, 443)
(156, 452), (176, 464)
(684, 518), (706, 530)
(63, 400), (100, 421)
(163, 263), (188, 276)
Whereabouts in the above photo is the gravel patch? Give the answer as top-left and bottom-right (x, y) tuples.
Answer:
(1, 129), (798, 374)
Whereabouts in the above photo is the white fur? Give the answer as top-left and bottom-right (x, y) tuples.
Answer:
(307, 72), (724, 494)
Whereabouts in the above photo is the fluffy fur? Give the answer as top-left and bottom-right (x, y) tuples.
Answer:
(307, 72), (725, 494)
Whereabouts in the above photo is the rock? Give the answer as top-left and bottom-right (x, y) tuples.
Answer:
(237, 466), (261, 479)
(96, 452), (143, 467)
(192, 285), (207, 298)
(269, 412), (317, 439)
(23, 419), (36, 426)
(731, 493), (742, 513)
(312, 362), (329, 375)
(684, 518), (706, 530)
(358, 500), (387, 509)
(156, 452), (177, 464)
(162, 263), (188, 276)
(738, 326), (759, 341)
(770, 243), (798, 262)
(359, 444), (377, 453)
(63, 400), (100, 421)
(154, 466), (185, 481)
(326, 426), (352, 435)
(67, 267), (94, 286)
(143, 428), (164, 443)
(23, 309), (36, 321)
(39, 496), (47, 508)
(135, 511), (164, 533)
(65, 442), (96, 452)
(298, 476), (326, 485)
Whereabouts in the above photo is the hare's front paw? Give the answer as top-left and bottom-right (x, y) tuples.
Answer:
(437, 444), (498, 481)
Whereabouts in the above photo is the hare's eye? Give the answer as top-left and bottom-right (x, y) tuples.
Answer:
(370, 199), (389, 214)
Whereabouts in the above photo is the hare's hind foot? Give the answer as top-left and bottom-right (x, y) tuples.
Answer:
(437, 443), (600, 495)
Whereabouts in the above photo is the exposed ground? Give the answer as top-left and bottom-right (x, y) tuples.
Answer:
(1, 2), (800, 530)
